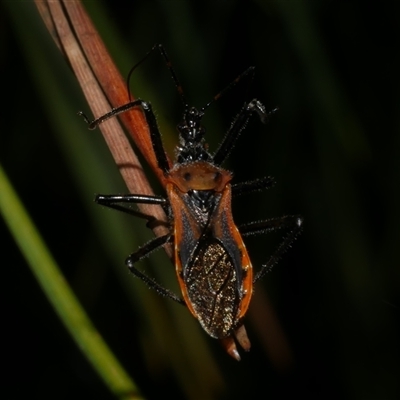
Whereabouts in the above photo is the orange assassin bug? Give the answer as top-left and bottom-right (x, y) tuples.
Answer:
(80, 45), (303, 360)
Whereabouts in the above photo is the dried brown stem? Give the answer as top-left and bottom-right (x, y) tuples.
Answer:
(34, 0), (172, 256)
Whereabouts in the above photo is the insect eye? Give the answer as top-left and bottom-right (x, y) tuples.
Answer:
(213, 172), (221, 181)
(183, 172), (192, 181)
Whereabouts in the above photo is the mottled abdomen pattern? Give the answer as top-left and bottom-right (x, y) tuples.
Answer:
(185, 239), (240, 338)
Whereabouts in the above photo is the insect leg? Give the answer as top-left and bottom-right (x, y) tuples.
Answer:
(95, 194), (168, 227)
(239, 215), (303, 282)
(97, 194), (182, 302)
(125, 234), (184, 304)
(79, 99), (169, 173)
(96, 193), (166, 207)
(79, 99), (147, 130)
(232, 176), (275, 197)
(213, 102), (278, 166)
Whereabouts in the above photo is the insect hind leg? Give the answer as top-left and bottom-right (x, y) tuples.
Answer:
(125, 234), (185, 304)
(239, 215), (303, 283)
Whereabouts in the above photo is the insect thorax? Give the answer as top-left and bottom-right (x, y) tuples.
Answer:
(167, 161), (232, 193)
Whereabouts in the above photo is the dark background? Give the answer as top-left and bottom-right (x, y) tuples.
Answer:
(1, 1), (399, 399)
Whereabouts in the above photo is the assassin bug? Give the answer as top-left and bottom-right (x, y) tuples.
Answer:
(80, 45), (303, 361)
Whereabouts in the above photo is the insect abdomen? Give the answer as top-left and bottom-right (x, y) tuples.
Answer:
(185, 239), (240, 338)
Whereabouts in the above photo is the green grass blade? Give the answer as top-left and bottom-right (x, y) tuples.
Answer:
(0, 163), (143, 400)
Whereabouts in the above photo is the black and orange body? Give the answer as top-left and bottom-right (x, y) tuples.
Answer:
(166, 161), (253, 340)
(82, 44), (303, 360)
